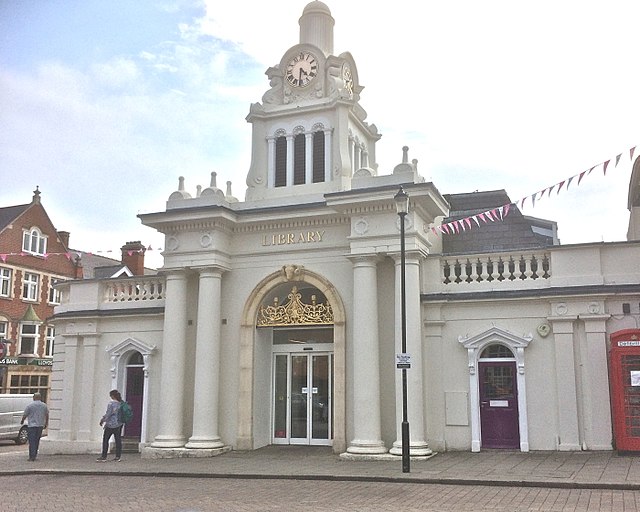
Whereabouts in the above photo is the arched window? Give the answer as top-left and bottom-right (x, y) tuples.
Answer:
(293, 133), (306, 185)
(22, 227), (47, 256)
(312, 131), (325, 183)
(274, 136), (287, 187)
(480, 344), (514, 359)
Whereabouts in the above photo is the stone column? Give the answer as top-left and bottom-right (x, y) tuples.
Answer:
(581, 312), (612, 450)
(324, 129), (332, 182)
(346, 256), (386, 454)
(390, 253), (431, 456)
(548, 312), (580, 450)
(151, 271), (188, 448)
(186, 268), (225, 449)
(57, 335), (78, 440)
(267, 137), (275, 188)
(77, 335), (99, 442)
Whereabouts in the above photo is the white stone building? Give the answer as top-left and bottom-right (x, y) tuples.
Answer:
(43, 1), (640, 458)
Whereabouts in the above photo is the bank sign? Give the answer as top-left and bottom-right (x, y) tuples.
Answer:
(0, 357), (53, 366)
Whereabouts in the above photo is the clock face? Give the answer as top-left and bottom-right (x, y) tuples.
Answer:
(342, 64), (353, 98)
(286, 52), (318, 88)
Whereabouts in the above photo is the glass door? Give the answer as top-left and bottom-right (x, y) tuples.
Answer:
(272, 353), (332, 445)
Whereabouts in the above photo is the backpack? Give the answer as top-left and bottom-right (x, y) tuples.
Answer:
(118, 401), (133, 424)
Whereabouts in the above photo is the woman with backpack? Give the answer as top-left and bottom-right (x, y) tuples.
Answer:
(96, 389), (123, 462)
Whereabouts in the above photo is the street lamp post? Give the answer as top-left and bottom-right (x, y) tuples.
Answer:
(394, 186), (410, 473)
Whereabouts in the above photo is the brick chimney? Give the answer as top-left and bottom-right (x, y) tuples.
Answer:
(57, 230), (70, 248)
(121, 241), (146, 276)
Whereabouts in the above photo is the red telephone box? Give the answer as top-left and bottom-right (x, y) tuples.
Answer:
(609, 329), (640, 452)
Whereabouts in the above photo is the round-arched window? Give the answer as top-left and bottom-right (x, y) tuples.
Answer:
(479, 344), (514, 359)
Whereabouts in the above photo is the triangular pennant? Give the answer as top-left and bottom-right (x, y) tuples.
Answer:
(577, 171), (587, 185)
(442, 223), (450, 234)
(464, 217), (472, 229)
(497, 206), (504, 220)
(479, 213), (487, 223)
(431, 227), (438, 236)
(615, 153), (622, 167)
(0, 254), (6, 263)
(557, 181), (565, 194)
(547, 185), (555, 197)
(490, 209), (499, 221)
(603, 160), (610, 175)
(472, 215), (480, 227)
(587, 165), (596, 175)
(503, 204), (511, 218)
(631, 146), (637, 161)
(531, 193), (537, 207)
(520, 197), (526, 209)
(566, 176), (575, 190)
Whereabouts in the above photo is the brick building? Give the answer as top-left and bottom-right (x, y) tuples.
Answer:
(0, 188), (82, 399)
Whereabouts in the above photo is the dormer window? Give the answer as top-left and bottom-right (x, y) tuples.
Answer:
(22, 227), (47, 256)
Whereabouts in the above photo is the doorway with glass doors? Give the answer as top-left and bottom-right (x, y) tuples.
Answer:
(271, 327), (333, 446)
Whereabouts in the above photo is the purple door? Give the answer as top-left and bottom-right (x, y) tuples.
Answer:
(479, 361), (520, 449)
(125, 366), (144, 438)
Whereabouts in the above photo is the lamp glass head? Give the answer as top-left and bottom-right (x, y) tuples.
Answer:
(394, 187), (409, 215)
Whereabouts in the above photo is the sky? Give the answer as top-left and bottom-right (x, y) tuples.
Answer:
(1, 0), (639, 269)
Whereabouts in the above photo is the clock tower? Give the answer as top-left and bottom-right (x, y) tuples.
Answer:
(245, 1), (381, 202)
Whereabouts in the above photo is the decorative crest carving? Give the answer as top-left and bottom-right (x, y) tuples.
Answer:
(257, 286), (333, 327)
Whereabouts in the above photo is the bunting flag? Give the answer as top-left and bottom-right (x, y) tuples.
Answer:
(430, 143), (637, 238)
(0, 246), (162, 261)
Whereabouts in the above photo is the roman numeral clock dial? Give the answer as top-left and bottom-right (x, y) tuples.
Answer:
(286, 52), (318, 88)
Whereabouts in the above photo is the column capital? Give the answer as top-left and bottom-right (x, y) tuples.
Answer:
(193, 266), (226, 277)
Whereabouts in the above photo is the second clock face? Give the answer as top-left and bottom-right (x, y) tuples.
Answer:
(286, 52), (318, 88)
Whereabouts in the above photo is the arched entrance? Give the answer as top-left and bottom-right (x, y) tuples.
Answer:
(124, 351), (144, 439)
(459, 326), (532, 452)
(237, 265), (346, 453)
(478, 345), (519, 449)
(105, 337), (156, 446)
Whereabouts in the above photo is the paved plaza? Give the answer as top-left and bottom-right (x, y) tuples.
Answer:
(2, 446), (640, 511)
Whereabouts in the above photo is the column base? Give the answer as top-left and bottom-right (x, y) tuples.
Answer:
(150, 435), (186, 449)
(389, 440), (433, 457)
(346, 440), (387, 455)
(185, 436), (225, 449)
(142, 445), (231, 459)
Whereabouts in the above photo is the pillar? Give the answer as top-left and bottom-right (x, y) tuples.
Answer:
(548, 313), (581, 450)
(346, 256), (386, 454)
(186, 268), (225, 449)
(581, 313), (612, 450)
(151, 271), (188, 448)
(77, 335), (99, 442)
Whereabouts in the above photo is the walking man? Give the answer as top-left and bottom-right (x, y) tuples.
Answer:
(20, 392), (49, 461)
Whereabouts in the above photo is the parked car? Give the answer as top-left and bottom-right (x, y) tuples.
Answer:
(0, 394), (33, 444)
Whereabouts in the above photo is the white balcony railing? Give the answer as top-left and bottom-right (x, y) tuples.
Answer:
(104, 277), (165, 303)
(440, 251), (551, 286)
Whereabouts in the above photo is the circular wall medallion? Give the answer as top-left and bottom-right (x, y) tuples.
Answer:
(166, 236), (179, 251)
(200, 233), (212, 248)
(555, 303), (568, 316)
(396, 215), (413, 232)
(354, 218), (369, 235)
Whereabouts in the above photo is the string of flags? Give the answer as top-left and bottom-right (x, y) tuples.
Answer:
(432, 145), (637, 237)
(0, 246), (162, 263)
(2, 145), (638, 256)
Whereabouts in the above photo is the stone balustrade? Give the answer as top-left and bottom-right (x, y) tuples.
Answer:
(104, 277), (166, 302)
(441, 251), (551, 285)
